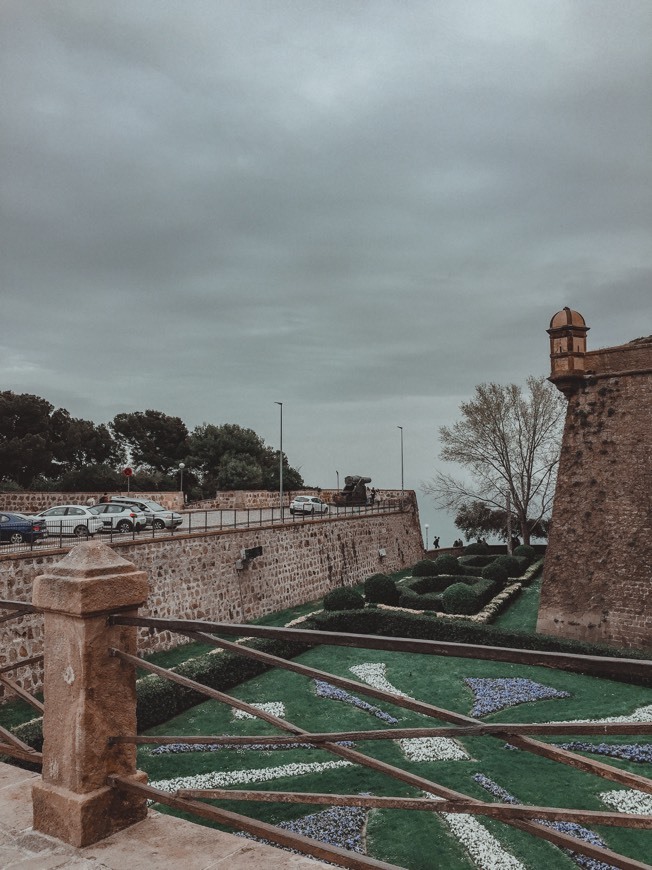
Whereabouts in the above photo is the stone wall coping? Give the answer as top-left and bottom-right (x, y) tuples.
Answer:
(32, 542), (148, 616)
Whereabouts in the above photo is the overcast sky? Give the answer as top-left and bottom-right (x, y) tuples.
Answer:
(1, 1), (650, 544)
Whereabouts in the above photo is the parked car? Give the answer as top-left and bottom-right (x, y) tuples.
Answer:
(0, 512), (48, 544)
(289, 496), (329, 515)
(110, 497), (183, 530)
(31, 505), (104, 538)
(89, 503), (148, 533)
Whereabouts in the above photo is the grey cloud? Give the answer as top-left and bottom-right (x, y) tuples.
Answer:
(1, 1), (650, 542)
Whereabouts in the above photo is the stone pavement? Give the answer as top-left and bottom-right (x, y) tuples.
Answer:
(0, 762), (331, 869)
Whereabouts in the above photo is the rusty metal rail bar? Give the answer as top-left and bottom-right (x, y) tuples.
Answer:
(109, 774), (652, 870)
(0, 722), (42, 766)
(132, 625), (652, 796)
(175, 787), (652, 829)
(111, 615), (652, 681)
(116, 718), (652, 747)
(0, 673), (44, 713)
(0, 599), (38, 614)
(109, 774), (402, 870)
(0, 654), (43, 676)
(110, 648), (652, 869)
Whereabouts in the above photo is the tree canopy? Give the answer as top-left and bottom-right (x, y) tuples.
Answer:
(111, 410), (189, 473)
(189, 423), (304, 492)
(0, 392), (122, 488)
(0, 391), (305, 496)
(454, 500), (549, 543)
(423, 376), (565, 545)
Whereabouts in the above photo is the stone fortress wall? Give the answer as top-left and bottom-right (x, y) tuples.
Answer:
(538, 310), (652, 649)
(1, 504), (423, 698)
(0, 488), (405, 514)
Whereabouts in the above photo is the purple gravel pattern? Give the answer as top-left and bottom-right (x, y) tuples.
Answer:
(464, 677), (570, 717)
(473, 774), (617, 870)
(313, 679), (399, 724)
(555, 742), (652, 764)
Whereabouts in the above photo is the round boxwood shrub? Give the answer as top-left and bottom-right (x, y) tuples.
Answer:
(458, 554), (498, 568)
(481, 560), (509, 585)
(493, 554), (523, 577)
(412, 559), (438, 577)
(405, 575), (460, 595)
(323, 587), (364, 611)
(441, 583), (478, 615)
(513, 544), (536, 563)
(463, 542), (489, 555)
(432, 554), (463, 576)
(364, 573), (400, 605)
(399, 589), (443, 610)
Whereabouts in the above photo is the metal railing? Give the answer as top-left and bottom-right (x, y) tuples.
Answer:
(2, 591), (652, 868)
(0, 499), (408, 555)
(0, 601), (44, 767)
(106, 614), (652, 870)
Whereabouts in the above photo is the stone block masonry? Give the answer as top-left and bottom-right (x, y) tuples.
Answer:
(539, 312), (652, 649)
(1, 507), (423, 697)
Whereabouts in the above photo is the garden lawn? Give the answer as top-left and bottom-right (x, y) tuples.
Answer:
(493, 578), (542, 632)
(138, 643), (652, 870)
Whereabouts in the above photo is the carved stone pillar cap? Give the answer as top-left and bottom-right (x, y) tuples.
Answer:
(33, 541), (149, 616)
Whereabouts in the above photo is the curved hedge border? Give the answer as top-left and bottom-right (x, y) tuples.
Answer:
(304, 608), (652, 685)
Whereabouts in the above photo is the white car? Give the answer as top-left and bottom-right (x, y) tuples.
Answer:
(289, 496), (329, 516)
(110, 497), (183, 530)
(32, 505), (105, 538)
(89, 503), (148, 533)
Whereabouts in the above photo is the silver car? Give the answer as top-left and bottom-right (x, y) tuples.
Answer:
(110, 497), (183, 530)
(89, 503), (148, 533)
(32, 505), (104, 538)
(289, 496), (329, 515)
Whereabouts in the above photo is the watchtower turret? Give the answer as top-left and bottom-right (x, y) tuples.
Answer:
(547, 307), (589, 396)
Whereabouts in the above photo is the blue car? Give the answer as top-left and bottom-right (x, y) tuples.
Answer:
(0, 512), (47, 545)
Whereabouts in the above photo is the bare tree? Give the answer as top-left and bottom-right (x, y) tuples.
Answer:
(422, 376), (565, 545)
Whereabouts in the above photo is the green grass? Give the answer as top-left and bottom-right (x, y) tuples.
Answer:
(493, 577), (542, 631)
(3, 563), (650, 868)
(137, 644), (652, 869)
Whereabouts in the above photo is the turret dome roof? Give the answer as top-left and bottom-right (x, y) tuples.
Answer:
(549, 307), (586, 329)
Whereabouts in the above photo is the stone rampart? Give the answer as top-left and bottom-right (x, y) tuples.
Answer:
(539, 327), (652, 649)
(0, 491), (184, 514)
(189, 488), (406, 510)
(1, 488), (405, 514)
(1, 507), (423, 698)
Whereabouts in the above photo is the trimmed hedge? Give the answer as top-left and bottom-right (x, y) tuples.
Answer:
(458, 564), (484, 577)
(493, 554), (527, 577)
(364, 573), (400, 605)
(323, 587), (364, 611)
(432, 554), (463, 576)
(513, 544), (536, 563)
(458, 555), (498, 568)
(463, 542), (490, 555)
(402, 575), (460, 595)
(304, 609), (652, 685)
(412, 559), (437, 577)
(442, 579), (497, 614)
(399, 588), (443, 610)
(481, 561), (510, 585)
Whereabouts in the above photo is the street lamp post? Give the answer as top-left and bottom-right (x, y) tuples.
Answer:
(336, 470), (339, 491)
(397, 426), (404, 497)
(425, 523), (429, 550)
(179, 463), (185, 497)
(275, 402), (283, 520)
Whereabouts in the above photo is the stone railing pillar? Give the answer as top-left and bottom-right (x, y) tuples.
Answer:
(31, 541), (149, 846)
